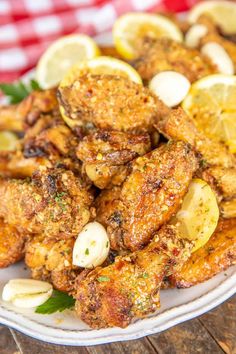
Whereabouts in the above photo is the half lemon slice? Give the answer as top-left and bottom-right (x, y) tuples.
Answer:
(182, 74), (236, 153)
(36, 34), (100, 89)
(113, 12), (183, 60)
(188, 0), (236, 35)
(173, 179), (219, 253)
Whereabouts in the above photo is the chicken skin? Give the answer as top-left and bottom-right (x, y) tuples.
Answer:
(76, 130), (151, 189)
(0, 219), (27, 268)
(132, 37), (216, 83)
(0, 167), (93, 239)
(169, 218), (236, 288)
(75, 224), (192, 329)
(0, 89), (58, 132)
(25, 235), (80, 293)
(96, 141), (199, 251)
(57, 74), (169, 134)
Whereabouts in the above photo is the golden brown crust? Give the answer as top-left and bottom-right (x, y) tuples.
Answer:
(75, 224), (192, 328)
(77, 130), (151, 189)
(25, 235), (80, 293)
(0, 167), (93, 239)
(57, 74), (169, 133)
(169, 218), (236, 288)
(132, 37), (216, 82)
(0, 219), (27, 268)
(96, 141), (199, 251)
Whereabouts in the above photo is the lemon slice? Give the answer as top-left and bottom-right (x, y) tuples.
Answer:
(113, 12), (183, 60)
(173, 179), (219, 253)
(59, 56), (142, 129)
(36, 34), (100, 89)
(182, 74), (236, 153)
(188, 0), (236, 35)
(0, 131), (18, 151)
(60, 56), (142, 87)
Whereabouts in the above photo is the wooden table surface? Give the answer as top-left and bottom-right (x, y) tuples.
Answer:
(1, 295), (235, 354)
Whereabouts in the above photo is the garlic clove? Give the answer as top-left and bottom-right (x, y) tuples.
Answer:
(149, 71), (191, 107)
(201, 42), (234, 75)
(2, 279), (53, 308)
(185, 24), (208, 48)
(72, 221), (110, 269)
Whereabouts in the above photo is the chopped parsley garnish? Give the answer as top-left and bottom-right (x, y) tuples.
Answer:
(35, 290), (75, 314)
(106, 241), (109, 248)
(0, 79), (41, 104)
(85, 248), (89, 255)
(97, 276), (110, 282)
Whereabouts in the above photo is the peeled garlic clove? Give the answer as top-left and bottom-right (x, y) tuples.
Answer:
(2, 279), (52, 308)
(72, 221), (110, 269)
(201, 42), (234, 75)
(149, 71), (191, 107)
(185, 24), (208, 48)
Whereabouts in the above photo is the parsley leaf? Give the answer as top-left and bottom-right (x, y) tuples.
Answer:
(35, 290), (75, 314)
(97, 276), (110, 282)
(0, 79), (41, 104)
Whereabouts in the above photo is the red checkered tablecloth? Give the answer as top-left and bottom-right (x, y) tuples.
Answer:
(0, 0), (198, 82)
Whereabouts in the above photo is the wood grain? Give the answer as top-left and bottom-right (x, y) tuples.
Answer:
(1, 296), (235, 354)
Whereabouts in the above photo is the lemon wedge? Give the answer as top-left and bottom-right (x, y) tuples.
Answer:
(36, 34), (100, 89)
(59, 56), (142, 128)
(113, 12), (183, 60)
(173, 179), (219, 253)
(0, 131), (18, 151)
(182, 74), (236, 153)
(188, 0), (236, 35)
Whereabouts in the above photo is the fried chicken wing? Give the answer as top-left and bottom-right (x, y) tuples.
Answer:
(75, 224), (192, 328)
(0, 167), (93, 239)
(25, 235), (80, 293)
(169, 218), (236, 288)
(155, 107), (235, 168)
(57, 74), (169, 134)
(0, 89), (58, 132)
(76, 130), (151, 189)
(132, 37), (216, 82)
(96, 141), (199, 251)
(0, 219), (27, 268)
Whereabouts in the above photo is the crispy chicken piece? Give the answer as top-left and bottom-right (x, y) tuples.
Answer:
(0, 150), (51, 178)
(99, 46), (124, 59)
(0, 89), (58, 132)
(75, 224), (192, 328)
(0, 167), (93, 239)
(155, 107), (236, 168)
(25, 235), (80, 293)
(96, 141), (199, 251)
(76, 130), (151, 189)
(202, 167), (236, 200)
(221, 199), (236, 219)
(0, 219), (27, 268)
(169, 218), (236, 288)
(132, 37), (216, 83)
(57, 74), (169, 134)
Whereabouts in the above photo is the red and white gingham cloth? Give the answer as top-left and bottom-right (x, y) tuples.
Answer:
(0, 0), (198, 82)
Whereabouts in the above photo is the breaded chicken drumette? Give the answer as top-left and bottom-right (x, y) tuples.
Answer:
(169, 218), (236, 288)
(132, 37), (217, 82)
(0, 167), (93, 239)
(0, 219), (27, 268)
(77, 130), (151, 189)
(75, 224), (192, 328)
(57, 74), (169, 134)
(0, 89), (58, 132)
(96, 141), (199, 251)
(25, 235), (80, 293)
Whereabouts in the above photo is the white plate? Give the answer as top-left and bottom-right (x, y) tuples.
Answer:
(0, 30), (235, 347)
